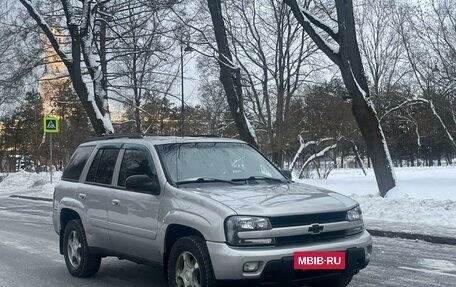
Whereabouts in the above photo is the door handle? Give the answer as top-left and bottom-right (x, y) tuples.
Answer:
(112, 199), (120, 206)
(78, 194), (86, 200)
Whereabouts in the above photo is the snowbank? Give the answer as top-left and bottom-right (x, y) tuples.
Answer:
(299, 166), (456, 233)
(302, 166), (456, 200)
(0, 170), (61, 198)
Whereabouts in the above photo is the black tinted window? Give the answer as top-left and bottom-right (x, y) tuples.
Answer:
(62, 146), (95, 181)
(86, 149), (102, 183)
(86, 148), (120, 185)
(118, 149), (155, 187)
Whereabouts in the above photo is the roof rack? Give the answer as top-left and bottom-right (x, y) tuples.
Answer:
(138, 134), (221, 138)
(84, 133), (221, 142)
(187, 134), (220, 138)
(85, 133), (144, 142)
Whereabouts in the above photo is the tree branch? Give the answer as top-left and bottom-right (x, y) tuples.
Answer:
(300, 7), (338, 40)
(283, 0), (342, 66)
(19, 0), (72, 66)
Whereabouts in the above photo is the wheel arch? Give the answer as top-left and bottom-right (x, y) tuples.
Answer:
(59, 208), (82, 255)
(163, 224), (205, 277)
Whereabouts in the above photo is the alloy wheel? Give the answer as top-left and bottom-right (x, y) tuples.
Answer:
(175, 251), (201, 287)
(67, 230), (82, 268)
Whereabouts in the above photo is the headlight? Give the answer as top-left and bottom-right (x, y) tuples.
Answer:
(346, 206), (363, 222)
(225, 216), (274, 246)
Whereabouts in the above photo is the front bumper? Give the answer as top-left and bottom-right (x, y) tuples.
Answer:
(207, 230), (372, 281)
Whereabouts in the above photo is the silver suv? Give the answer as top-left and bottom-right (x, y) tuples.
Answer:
(53, 135), (372, 287)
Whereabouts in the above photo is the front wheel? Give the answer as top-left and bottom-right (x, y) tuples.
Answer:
(167, 236), (216, 287)
(307, 274), (353, 287)
(63, 219), (101, 277)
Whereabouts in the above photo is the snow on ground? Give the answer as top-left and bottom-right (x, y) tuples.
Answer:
(301, 166), (456, 200)
(299, 166), (456, 235)
(0, 170), (61, 198)
(1, 166), (455, 236)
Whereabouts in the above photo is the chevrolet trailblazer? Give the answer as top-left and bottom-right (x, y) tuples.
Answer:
(53, 135), (372, 287)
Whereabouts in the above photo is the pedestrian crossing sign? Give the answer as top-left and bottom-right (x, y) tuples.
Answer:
(44, 116), (59, 133)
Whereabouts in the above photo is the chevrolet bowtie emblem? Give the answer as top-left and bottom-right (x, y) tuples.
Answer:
(308, 224), (324, 234)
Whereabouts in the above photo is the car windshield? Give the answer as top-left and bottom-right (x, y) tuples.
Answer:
(155, 142), (286, 185)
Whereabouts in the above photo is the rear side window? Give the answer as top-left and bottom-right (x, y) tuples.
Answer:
(86, 148), (120, 185)
(62, 146), (95, 181)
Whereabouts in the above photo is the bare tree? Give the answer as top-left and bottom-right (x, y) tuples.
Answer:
(394, 0), (456, 151)
(0, 1), (43, 114)
(206, 0), (258, 147)
(19, 0), (114, 135)
(357, 0), (408, 115)
(106, 1), (178, 133)
(283, 0), (396, 196)
(221, 0), (320, 166)
(198, 64), (231, 136)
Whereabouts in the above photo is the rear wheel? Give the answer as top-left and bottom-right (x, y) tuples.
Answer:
(63, 219), (101, 277)
(168, 236), (216, 287)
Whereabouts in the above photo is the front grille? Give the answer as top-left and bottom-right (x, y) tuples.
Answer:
(260, 257), (346, 286)
(259, 249), (367, 286)
(269, 211), (347, 228)
(275, 230), (348, 246)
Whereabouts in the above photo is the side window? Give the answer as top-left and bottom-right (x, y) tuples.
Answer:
(86, 148), (120, 185)
(117, 149), (156, 187)
(86, 149), (102, 183)
(62, 146), (95, 181)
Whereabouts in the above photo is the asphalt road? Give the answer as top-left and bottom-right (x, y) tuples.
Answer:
(0, 196), (455, 287)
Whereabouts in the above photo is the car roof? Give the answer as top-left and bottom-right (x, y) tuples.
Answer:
(80, 135), (246, 147)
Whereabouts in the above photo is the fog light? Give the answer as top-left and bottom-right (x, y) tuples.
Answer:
(243, 262), (260, 272)
(365, 245), (373, 262)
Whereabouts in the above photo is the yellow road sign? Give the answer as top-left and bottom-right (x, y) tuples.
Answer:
(44, 116), (59, 133)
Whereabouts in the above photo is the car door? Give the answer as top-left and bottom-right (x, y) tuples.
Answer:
(107, 144), (161, 261)
(80, 145), (121, 249)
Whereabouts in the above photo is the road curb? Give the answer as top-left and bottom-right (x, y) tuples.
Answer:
(9, 195), (53, 202)
(367, 229), (456, 246)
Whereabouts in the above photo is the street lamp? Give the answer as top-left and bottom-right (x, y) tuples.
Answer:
(180, 44), (194, 136)
(432, 63), (440, 74)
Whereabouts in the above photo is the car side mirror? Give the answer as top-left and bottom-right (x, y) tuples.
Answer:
(125, 175), (160, 195)
(281, 169), (292, 180)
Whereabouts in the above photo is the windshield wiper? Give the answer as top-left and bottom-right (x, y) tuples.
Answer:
(231, 176), (286, 183)
(177, 177), (241, 186)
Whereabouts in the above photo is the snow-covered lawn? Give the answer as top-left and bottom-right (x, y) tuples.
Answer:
(0, 170), (61, 198)
(299, 166), (456, 236)
(1, 166), (455, 236)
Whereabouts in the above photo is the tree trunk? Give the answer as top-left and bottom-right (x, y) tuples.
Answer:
(336, 0), (395, 196)
(283, 0), (396, 196)
(69, 71), (111, 135)
(340, 148), (345, 168)
(207, 0), (258, 147)
(135, 98), (141, 133)
(348, 94), (395, 195)
(99, 3), (110, 131)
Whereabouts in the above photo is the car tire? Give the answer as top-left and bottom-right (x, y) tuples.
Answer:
(307, 275), (353, 287)
(168, 236), (216, 287)
(63, 219), (101, 278)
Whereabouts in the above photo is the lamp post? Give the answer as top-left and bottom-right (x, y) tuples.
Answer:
(432, 63), (440, 74)
(180, 44), (194, 136)
(429, 62), (440, 166)
(431, 62), (440, 98)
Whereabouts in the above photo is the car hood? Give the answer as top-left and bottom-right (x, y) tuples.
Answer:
(182, 182), (358, 216)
